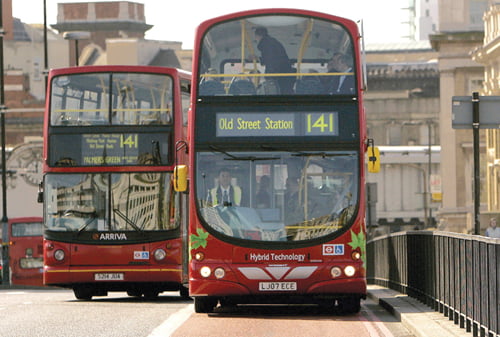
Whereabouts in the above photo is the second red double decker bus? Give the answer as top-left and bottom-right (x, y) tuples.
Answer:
(41, 65), (191, 300)
(185, 8), (377, 313)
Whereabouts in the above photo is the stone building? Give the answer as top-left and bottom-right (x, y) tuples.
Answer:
(472, 4), (500, 219)
(430, 0), (487, 233)
(364, 41), (441, 232)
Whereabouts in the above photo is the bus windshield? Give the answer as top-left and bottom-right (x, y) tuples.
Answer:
(51, 72), (173, 126)
(45, 173), (176, 232)
(11, 221), (43, 237)
(198, 14), (355, 96)
(195, 150), (358, 242)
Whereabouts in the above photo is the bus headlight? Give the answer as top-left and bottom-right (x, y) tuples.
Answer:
(344, 265), (356, 277)
(330, 266), (342, 278)
(214, 267), (225, 279)
(154, 248), (167, 261)
(200, 266), (211, 278)
(54, 249), (65, 261)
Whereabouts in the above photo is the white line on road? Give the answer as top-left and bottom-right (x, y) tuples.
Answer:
(148, 304), (193, 337)
(361, 303), (395, 337)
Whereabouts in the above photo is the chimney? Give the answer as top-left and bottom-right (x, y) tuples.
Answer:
(2, 0), (14, 40)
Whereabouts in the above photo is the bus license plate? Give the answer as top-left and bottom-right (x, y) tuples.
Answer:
(259, 282), (297, 291)
(95, 273), (124, 281)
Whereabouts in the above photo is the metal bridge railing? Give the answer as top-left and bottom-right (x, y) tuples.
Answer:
(367, 231), (499, 337)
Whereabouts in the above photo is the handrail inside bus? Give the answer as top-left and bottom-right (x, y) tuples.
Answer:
(296, 19), (314, 74)
(200, 72), (354, 79)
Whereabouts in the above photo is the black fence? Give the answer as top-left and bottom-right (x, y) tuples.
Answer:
(367, 231), (499, 337)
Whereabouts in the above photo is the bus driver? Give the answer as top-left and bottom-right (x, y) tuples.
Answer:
(208, 168), (242, 206)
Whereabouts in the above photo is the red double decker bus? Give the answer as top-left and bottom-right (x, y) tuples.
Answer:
(41, 65), (191, 300)
(183, 8), (379, 313)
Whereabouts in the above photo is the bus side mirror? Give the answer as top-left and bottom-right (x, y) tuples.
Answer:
(174, 165), (188, 192)
(37, 182), (43, 203)
(367, 146), (380, 173)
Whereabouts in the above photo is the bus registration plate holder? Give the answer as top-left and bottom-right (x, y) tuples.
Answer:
(259, 282), (297, 291)
(95, 273), (124, 281)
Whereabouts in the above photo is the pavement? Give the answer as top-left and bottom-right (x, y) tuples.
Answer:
(367, 285), (473, 337)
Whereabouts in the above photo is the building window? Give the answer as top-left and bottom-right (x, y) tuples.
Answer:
(388, 124), (401, 145)
(469, 78), (484, 93)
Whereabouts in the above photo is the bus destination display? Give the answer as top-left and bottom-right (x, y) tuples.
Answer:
(216, 112), (339, 137)
(82, 134), (139, 165)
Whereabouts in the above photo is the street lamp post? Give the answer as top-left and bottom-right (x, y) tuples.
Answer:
(63, 31), (91, 66)
(0, 1), (8, 285)
(405, 163), (429, 228)
(43, 0), (48, 89)
(426, 120), (433, 228)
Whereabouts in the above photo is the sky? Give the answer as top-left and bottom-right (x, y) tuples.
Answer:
(14, 0), (411, 49)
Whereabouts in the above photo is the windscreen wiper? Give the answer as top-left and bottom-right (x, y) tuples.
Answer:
(292, 152), (355, 157)
(76, 216), (98, 235)
(113, 209), (143, 232)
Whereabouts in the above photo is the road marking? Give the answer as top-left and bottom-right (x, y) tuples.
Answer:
(148, 304), (193, 337)
(360, 303), (395, 337)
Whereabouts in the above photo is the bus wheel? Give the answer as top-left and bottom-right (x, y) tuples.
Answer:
(179, 286), (190, 299)
(73, 287), (93, 300)
(143, 290), (159, 300)
(127, 290), (142, 297)
(338, 297), (360, 314)
(194, 297), (217, 313)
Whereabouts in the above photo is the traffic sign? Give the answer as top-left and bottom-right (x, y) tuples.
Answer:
(452, 96), (500, 129)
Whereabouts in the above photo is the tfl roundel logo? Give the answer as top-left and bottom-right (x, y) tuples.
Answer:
(323, 244), (344, 256)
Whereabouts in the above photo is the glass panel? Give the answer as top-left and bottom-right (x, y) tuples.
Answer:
(44, 173), (175, 232)
(199, 15), (355, 96)
(51, 73), (173, 125)
(196, 150), (358, 241)
(11, 222), (43, 237)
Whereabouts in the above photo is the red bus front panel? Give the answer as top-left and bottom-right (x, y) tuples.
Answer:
(8, 217), (44, 286)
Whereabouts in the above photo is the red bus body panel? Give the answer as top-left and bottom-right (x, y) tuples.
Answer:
(44, 238), (183, 285)
(189, 218), (366, 297)
(8, 217), (44, 287)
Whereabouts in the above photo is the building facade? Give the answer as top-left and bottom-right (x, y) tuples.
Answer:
(472, 4), (500, 217)
(430, 0), (488, 233)
(364, 42), (441, 233)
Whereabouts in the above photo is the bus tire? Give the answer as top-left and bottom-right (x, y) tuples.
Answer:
(127, 290), (142, 297)
(180, 286), (190, 299)
(338, 296), (360, 314)
(143, 289), (159, 300)
(194, 297), (217, 313)
(73, 287), (93, 300)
